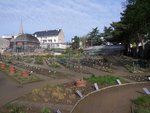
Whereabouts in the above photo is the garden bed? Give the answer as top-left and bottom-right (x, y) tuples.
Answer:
(18, 75), (128, 105)
(120, 56), (150, 73)
(0, 64), (42, 84)
(0, 104), (53, 113)
(124, 75), (150, 82)
(12, 62), (68, 79)
(84, 74), (127, 85)
(34, 56), (44, 65)
(132, 95), (150, 113)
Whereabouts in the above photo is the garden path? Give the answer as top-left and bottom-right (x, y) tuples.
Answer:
(71, 82), (150, 113)
(0, 71), (71, 107)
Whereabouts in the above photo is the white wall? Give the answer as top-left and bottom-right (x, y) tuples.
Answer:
(36, 30), (65, 49)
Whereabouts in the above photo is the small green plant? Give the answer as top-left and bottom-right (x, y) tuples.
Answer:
(133, 95), (150, 107)
(134, 108), (150, 113)
(84, 75), (123, 85)
(133, 95), (150, 113)
(35, 56), (43, 65)
(41, 107), (51, 113)
(5, 104), (25, 113)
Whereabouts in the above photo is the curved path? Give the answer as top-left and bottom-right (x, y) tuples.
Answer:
(71, 82), (150, 113)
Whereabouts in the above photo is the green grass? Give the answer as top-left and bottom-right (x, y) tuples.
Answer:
(0, 104), (52, 113)
(13, 74), (41, 84)
(35, 56), (43, 65)
(23, 58), (33, 63)
(134, 108), (150, 113)
(133, 95), (150, 107)
(133, 95), (150, 113)
(84, 75), (124, 85)
(41, 107), (52, 113)
(0, 104), (26, 113)
(50, 63), (60, 68)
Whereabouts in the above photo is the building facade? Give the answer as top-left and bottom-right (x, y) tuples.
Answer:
(33, 29), (65, 49)
(13, 34), (40, 52)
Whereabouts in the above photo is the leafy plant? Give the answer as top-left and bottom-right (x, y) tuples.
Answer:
(84, 75), (122, 85)
(133, 95), (150, 113)
(41, 107), (51, 113)
(133, 95), (150, 107)
(4, 104), (26, 113)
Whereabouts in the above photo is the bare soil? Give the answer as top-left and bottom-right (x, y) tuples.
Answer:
(71, 82), (150, 113)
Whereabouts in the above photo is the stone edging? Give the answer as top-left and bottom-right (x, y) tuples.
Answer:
(70, 81), (150, 113)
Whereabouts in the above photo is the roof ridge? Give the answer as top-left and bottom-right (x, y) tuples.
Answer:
(33, 29), (61, 37)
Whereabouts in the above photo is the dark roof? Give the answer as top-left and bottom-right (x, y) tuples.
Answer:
(4, 38), (12, 41)
(33, 29), (61, 37)
(15, 34), (39, 43)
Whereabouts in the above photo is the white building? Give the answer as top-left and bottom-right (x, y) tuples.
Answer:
(33, 29), (65, 49)
(0, 38), (10, 53)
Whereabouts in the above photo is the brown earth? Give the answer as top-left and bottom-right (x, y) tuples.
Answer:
(71, 82), (150, 113)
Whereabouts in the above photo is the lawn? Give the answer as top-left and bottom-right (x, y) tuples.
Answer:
(84, 75), (126, 85)
(133, 95), (150, 113)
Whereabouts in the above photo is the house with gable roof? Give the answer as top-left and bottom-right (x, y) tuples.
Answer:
(33, 29), (65, 49)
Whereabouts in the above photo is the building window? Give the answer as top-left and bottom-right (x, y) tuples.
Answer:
(54, 39), (56, 42)
(48, 40), (52, 42)
(43, 40), (47, 43)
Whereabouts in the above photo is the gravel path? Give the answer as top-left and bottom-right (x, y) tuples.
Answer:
(71, 82), (150, 113)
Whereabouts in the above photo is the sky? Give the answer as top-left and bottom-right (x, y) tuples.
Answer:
(0, 0), (125, 42)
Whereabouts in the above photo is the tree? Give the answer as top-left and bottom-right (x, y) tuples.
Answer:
(71, 36), (80, 50)
(87, 27), (102, 46)
(102, 26), (113, 42)
(111, 0), (150, 58)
